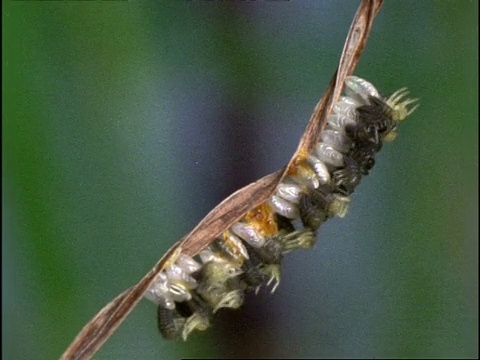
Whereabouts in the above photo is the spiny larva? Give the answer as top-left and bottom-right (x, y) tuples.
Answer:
(144, 76), (418, 341)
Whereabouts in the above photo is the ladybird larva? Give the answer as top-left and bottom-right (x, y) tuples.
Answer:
(149, 75), (418, 341)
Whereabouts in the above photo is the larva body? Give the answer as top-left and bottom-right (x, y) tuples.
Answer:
(144, 76), (418, 340)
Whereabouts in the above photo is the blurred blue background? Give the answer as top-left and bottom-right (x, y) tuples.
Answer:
(3, 1), (478, 359)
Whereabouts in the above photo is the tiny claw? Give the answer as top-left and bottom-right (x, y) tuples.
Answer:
(263, 264), (281, 293)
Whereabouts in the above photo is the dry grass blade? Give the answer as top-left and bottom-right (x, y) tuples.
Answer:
(60, 1), (383, 359)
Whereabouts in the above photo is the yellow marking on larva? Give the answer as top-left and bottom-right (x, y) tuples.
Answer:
(286, 151), (310, 176)
(297, 162), (320, 188)
(244, 202), (278, 237)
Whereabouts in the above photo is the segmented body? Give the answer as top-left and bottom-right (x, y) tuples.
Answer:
(144, 76), (418, 340)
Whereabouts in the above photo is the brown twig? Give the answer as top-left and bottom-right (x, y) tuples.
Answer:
(59, 1), (383, 359)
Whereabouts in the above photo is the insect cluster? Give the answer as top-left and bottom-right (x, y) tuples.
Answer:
(144, 76), (418, 340)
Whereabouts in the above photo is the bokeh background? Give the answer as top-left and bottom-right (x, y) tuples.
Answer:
(3, 1), (478, 359)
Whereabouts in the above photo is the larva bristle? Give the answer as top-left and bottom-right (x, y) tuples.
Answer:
(386, 88), (419, 121)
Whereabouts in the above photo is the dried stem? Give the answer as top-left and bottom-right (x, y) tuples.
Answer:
(60, 1), (383, 359)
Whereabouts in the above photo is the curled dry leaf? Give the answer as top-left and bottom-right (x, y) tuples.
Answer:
(60, 1), (383, 359)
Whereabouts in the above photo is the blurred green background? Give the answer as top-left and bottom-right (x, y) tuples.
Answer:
(3, 1), (477, 359)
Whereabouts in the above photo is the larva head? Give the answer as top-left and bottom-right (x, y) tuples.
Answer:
(386, 87), (419, 121)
